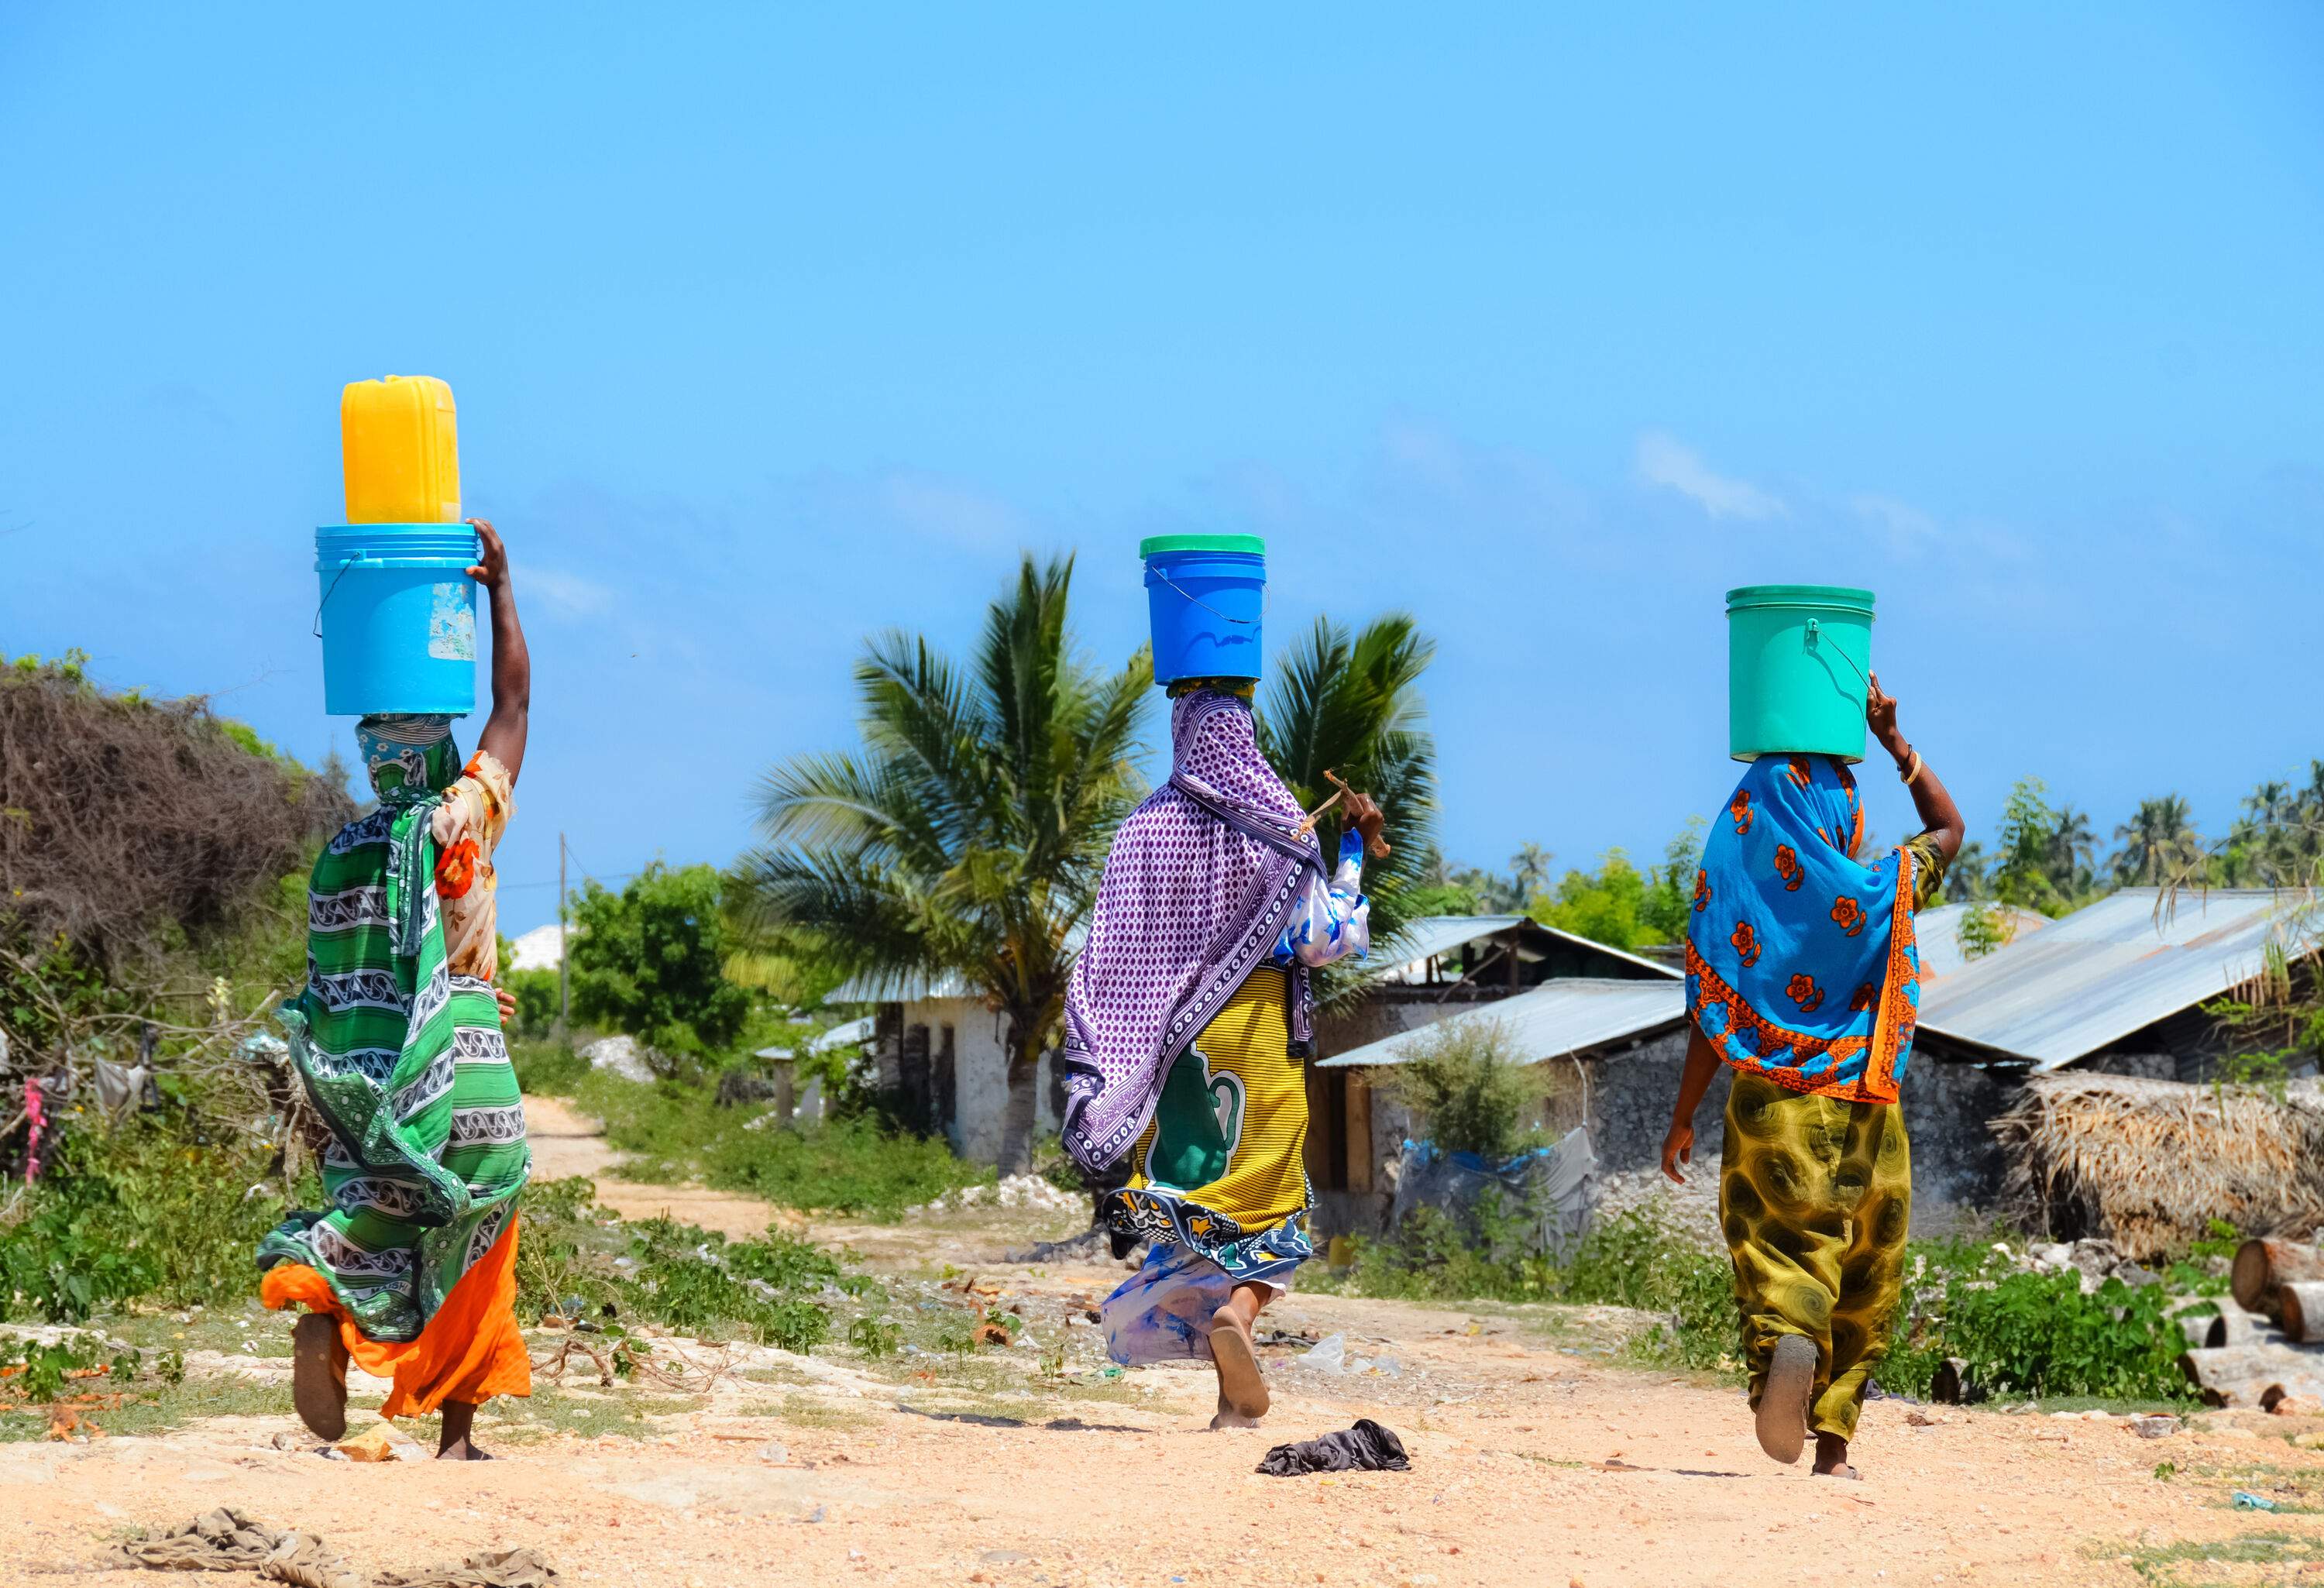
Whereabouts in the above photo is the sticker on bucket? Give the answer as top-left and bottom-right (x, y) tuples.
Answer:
(428, 583), (477, 662)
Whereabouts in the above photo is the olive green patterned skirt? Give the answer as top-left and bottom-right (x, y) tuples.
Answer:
(1719, 1067), (1911, 1442)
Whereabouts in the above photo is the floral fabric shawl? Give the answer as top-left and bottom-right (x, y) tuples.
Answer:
(1058, 689), (1325, 1174)
(1684, 754), (1924, 1105)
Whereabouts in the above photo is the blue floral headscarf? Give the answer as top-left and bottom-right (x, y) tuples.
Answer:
(1684, 754), (1924, 1105)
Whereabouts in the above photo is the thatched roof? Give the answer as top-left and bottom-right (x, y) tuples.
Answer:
(1994, 1073), (2324, 1261)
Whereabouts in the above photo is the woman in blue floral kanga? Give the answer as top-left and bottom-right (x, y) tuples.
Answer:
(1662, 673), (1962, 1480)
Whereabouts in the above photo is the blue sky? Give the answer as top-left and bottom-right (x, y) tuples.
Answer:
(5, 4), (2319, 933)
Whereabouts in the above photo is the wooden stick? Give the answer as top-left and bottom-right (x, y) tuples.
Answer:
(1293, 788), (1344, 840)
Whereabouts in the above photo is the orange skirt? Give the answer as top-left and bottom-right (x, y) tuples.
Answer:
(261, 1216), (532, 1418)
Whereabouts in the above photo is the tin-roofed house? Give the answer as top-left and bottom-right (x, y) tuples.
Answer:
(1302, 916), (1683, 1232)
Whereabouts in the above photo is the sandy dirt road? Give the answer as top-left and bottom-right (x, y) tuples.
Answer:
(7, 1097), (2321, 1588)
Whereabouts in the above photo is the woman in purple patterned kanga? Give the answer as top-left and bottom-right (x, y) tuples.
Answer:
(1061, 677), (1385, 1428)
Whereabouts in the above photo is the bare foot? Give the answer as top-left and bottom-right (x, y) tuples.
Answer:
(1209, 1392), (1263, 1432)
(1812, 1431), (1858, 1479)
(435, 1399), (492, 1459)
(1208, 1302), (1270, 1419)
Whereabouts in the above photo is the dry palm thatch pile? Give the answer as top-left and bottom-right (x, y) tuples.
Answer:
(1994, 1072), (2324, 1260)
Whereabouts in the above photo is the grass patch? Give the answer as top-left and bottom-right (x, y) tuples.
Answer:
(542, 1061), (992, 1219)
(1318, 1202), (2199, 1403)
(516, 1175), (882, 1353)
(2100, 1531), (2324, 1585)
(485, 1389), (700, 1443)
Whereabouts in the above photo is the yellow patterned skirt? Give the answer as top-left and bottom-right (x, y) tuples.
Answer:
(1720, 1067), (1911, 1441)
(1101, 966), (1313, 1287)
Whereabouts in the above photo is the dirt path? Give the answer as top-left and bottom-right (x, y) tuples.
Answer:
(10, 1102), (2324, 1586)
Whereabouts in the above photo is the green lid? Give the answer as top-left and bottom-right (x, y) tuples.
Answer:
(1139, 534), (1266, 559)
(1725, 584), (1875, 614)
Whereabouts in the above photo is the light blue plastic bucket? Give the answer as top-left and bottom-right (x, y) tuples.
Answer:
(315, 524), (480, 717)
(1726, 584), (1875, 761)
(1141, 534), (1265, 685)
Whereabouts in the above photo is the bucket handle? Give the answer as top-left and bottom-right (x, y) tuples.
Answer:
(1804, 617), (1869, 693)
(312, 552), (370, 638)
(1150, 569), (1257, 627)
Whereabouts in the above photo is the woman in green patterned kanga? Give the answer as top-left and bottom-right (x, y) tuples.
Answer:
(1662, 674), (1962, 1480)
(260, 520), (532, 1460)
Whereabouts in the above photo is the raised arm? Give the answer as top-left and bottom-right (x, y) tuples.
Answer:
(1865, 672), (1962, 865)
(466, 519), (531, 785)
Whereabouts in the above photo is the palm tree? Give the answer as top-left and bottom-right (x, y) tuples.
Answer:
(2044, 806), (2096, 901)
(2113, 796), (2203, 889)
(739, 555), (1151, 1175)
(1944, 839), (1990, 902)
(1509, 843), (1554, 902)
(1254, 613), (1440, 964)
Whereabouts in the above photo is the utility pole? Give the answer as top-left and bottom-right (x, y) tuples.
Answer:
(558, 830), (571, 1027)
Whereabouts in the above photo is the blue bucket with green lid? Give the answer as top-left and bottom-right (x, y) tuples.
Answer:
(1727, 584), (1874, 761)
(1142, 534), (1265, 684)
(315, 523), (480, 717)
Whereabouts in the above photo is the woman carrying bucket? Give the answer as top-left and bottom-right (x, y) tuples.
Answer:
(1061, 534), (1384, 1429)
(260, 520), (533, 1460)
(1662, 584), (1962, 1480)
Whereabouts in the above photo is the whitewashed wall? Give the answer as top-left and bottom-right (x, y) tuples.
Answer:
(899, 997), (1061, 1165)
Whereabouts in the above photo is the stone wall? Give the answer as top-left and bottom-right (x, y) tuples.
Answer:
(1307, 1029), (2023, 1240)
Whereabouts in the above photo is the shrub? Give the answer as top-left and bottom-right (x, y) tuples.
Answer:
(0, 1124), (292, 1323)
(569, 864), (753, 1058)
(1367, 1017), (1545, 1160)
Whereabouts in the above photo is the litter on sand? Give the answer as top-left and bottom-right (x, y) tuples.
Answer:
(1256, 1418), (1412, 1476)
(2233, 1490), (2280, 1512)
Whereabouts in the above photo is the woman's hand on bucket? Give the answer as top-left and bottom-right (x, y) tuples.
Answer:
(465, 519), (510, 591)
(1865, 670), (1910, 761)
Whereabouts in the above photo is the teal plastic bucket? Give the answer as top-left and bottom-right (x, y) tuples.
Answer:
(1141, 534), (1265, 684)
(1726, 585), (1875, 761)
(315, 524), (480, 717)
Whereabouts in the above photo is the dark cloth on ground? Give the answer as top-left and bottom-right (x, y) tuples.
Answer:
(1255, 1418), (1411, 1476)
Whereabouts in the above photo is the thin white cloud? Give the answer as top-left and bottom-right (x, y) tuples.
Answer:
(875, 475), (1024, 550)
(1635, 431), (1786, 521)
(526, 566), (617, 620)
(1848, 493), (1938, 551)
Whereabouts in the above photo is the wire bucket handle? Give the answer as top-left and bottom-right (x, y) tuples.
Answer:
(313, 552), (370, 638)
(1805, 617), (1869, 693)
(1150, 569), (1257, 626)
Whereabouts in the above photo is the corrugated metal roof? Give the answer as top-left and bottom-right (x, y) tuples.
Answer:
(1917, 888), (2320, 1070)
(1913, 902), (2051, 983)
(1315, 978), (1686, 1070)
(1377, 914), (1683, 982)
(824, 969), (977, 1003)
(1378, 915), (1527, 972)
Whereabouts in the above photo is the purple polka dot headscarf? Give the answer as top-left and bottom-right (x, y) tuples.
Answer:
(1057, 689), (1325, 1173)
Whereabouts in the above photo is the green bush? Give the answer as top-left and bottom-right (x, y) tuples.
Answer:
(0, 1126), (293, 1323)
(1367, 1017), (1544, 1160)
(569, 864), (753, 1058)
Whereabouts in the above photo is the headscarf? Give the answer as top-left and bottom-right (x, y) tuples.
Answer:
(1684, 754), (1924, 1105)
(354, 714), (459, 955)
(1057, 689), (1325, 1173)
(356, 713), (460, 806)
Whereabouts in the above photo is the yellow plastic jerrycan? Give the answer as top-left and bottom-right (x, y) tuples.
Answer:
(341, 375), (461, 524)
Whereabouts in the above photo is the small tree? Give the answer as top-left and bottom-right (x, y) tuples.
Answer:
(568, 863), (753, 1060)
(1370, 1016), (1545, 1160)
